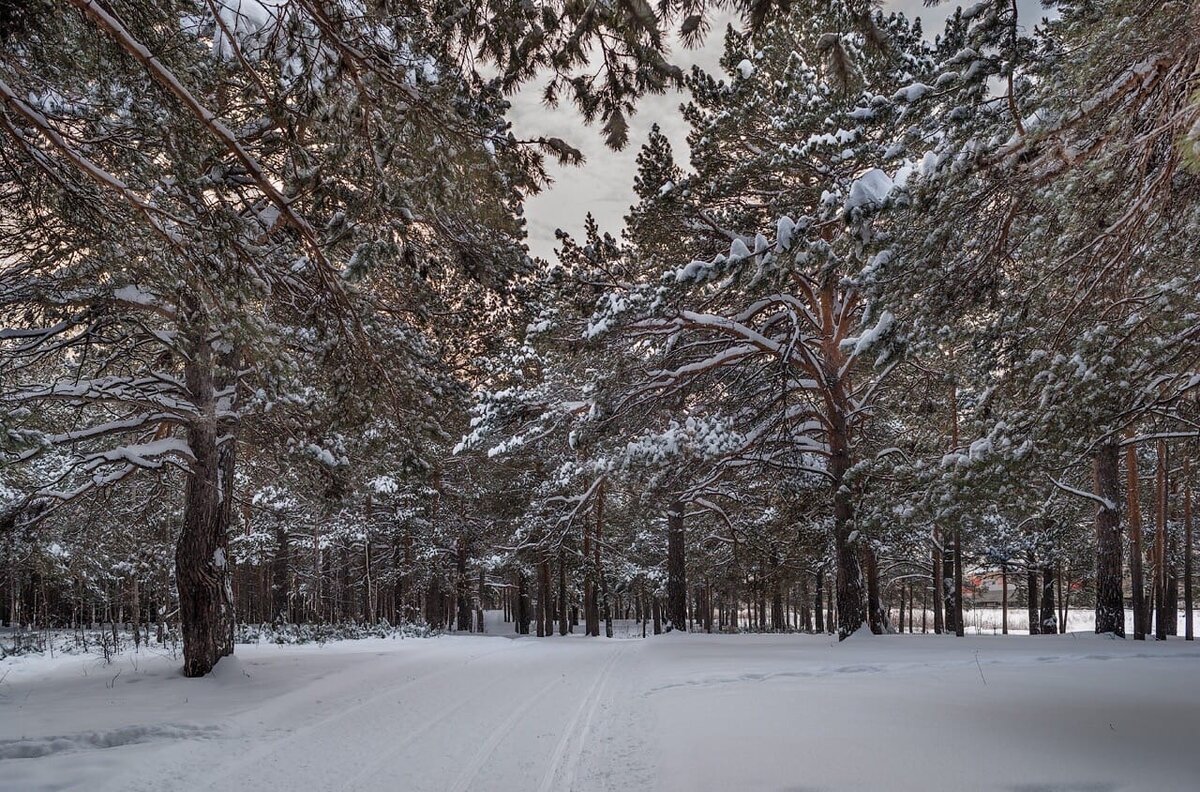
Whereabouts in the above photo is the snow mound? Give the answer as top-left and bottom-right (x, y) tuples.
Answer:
(0, 723), (222, 760)
(844, 168), (894, 215)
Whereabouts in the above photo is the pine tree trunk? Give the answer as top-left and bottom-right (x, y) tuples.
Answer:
(1027, 562), (1040, 635)
(1126, 441), (1146, 639)
(516, 569), (531, 635)
(557, 547), (569, 636)
(177, 332), (235, 678)
(1093, 441), (1124, 635)
(813, 573), (824, 634)
(539, 557), (553, 637)
(667, 501), (687, 632)
(830, 418), (866, 640)
(272, 520), (290, 623)
(1167, 529), (1179, 637)
(535, 559), (546, 638)
(456, 540), (471, 632)
(942, 532), (957, 635)
(1001, 564), (1009, 635)
(864, 544), (886, 634)
(953, 529), (964, 637)
(1040, 564), (1056, 635)
(932, 535), (944, 634)
(1156, 439), (1169, 641)
(582, 519), (597, 636)
(1184, 455), (1194, 641)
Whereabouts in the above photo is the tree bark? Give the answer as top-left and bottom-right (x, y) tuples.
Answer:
(557, 546), (569, 636)
(515, 569), (531, 635)
(942, 531), (957, 635)
(813, 572), (824, 634)
(1126, 441), (1146, 639)
(176, 330), (235, 678)
(456, 540), (472, 632)
(1183, 455), (1193, 641)
(1040, 564), (1056, 635)
(1001, 563), (1009, 635)
(538, 557), (552, 638)
(1027, 561), (1040, 635)
(1093, 442), (1124, 635)
(666, 501), (687, 632)
(1156, 439), (1169, 641)
(932, 534), (944, 634)
(953, 529), (964, 637)
(864, 544), (886, 634)
(830, 416), (866, 640)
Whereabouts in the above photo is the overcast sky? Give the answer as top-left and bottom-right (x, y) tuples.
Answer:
(509, 2), (1048, 260)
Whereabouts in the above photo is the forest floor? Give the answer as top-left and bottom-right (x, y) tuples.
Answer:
(2, 615), (1199, 792)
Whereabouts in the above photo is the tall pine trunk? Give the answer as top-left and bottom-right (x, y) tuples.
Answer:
(1184, 456), (1193, 641)
(1001, 563), (1009, 635)
(666, 501), (687, 632)
(953, 529), (964, 637)
(830, 416), (866, 640)
(1040, 564), (1056, 635)
(456, 540), (472, 632)
(1027, 561), (1040, 635)
(942, 532), (957, 635)
(1093, 442), (1124, 635)
(1126, 441), (1146, 639)
(864, 544), (886, 634)
(932, 534), (944, 634)
(557, 547), (569, 636)
(177, 329), (235, 678)
(272, 520), (290, 623)
(1156, 439), (1169, 641)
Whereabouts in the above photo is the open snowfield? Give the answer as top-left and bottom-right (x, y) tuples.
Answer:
(3, 615), (1199, 792)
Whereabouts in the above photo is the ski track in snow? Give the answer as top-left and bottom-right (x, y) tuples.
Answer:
(4, 618), (1200, 792)
(537, 642), (624, 792)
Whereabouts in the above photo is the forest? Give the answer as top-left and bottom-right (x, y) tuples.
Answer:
(1, 1), (1198, 789)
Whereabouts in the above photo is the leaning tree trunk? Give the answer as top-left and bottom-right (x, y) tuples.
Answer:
(1093, 442), (1124, 635)
(666, 501), (688, 632)
(177, 327), (235, 678)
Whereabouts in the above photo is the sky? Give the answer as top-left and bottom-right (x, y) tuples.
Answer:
(508, 2), (1048, 260)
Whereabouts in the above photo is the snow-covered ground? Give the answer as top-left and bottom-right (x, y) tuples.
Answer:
(3, 614), (1199, 792)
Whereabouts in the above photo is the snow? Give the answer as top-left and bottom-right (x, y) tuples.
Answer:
(735, 59), (754, 79)
(4, 617), (1199, 791)
(728, 237), (751, 261)
(844, 168), (894, 214)
(892, 82), (930, 102)
(775, 215), (796, 251)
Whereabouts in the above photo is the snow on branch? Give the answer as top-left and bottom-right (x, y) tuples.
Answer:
(1049, 477), (1116, 512)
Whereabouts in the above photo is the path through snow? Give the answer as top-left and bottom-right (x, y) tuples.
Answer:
(3, 617), (1199, 791)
